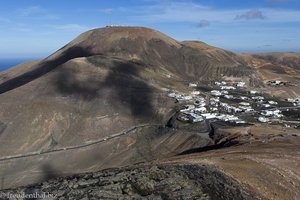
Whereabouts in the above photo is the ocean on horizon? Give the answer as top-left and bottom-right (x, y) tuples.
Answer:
(0, 58), (37, 72)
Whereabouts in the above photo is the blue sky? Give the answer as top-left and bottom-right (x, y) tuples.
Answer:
(0, 0), (299, 58)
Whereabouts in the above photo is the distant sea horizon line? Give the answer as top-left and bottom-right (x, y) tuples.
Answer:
(0, 58), (42, 72)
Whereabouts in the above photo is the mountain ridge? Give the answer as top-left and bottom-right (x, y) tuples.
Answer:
(0, 26), (299, 199)
(0, 26), (255, 94)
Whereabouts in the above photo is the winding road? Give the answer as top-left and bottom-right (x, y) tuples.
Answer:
(0, 123), (162, 162)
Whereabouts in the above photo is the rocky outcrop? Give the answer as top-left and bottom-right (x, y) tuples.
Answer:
(1, 164), (255, 200)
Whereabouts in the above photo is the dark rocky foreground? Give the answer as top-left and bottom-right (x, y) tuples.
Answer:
(0, 164), (255, 200)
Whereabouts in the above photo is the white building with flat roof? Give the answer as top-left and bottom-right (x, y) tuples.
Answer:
(195, 107), (207, 113)
(268, 101), (278, 105)
(239, 102), (250, 106)
(258, 117), (269, 123)
(189, 83), (197, 87)
(237, 82), (246, 87)
(211, 90), (222, 96)
(191, 91), (200, 95)
(221, 86), (236, 90)
(188, 113), (204, 122)
(201, 113), (218, 119)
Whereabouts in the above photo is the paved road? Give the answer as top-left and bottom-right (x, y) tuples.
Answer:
(0, 123), (162, 162)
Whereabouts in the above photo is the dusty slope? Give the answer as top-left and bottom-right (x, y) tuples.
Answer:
(0, 27), (255, 94)
(1, 125), (299, 200)
(0, 26), (255, 160)
(247, 52), (300, 71)
(163, 140), (300, 200)
(0, 26), (246, 189)
(0, 26), (299, 198)
(0, 60), (40, 84)
(240, 52), (300, 98)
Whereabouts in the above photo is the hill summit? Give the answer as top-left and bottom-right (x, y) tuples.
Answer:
(0, 26), (255, 94)
(0, 27), (299, 199)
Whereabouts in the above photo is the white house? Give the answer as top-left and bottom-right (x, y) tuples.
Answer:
(211, 90), (222, 96)
(258, 117), (269, 123)
(294, 102), (300, 107)
(195, 102), (206, 107)
(189, 83), (197, 87)
(201, 113), (218, 119)
(181, 96), (193, 101)
(268, 80), (283, 86)
(261, 110), (273, 116)
(221, 86), (236, 90)
(220, 102), (229, 107)
(268, 101), (278, 105)
(217, 114), (239, 122)
(261, 109), (282, 117)
(237, 81), (246, 87)
(224, 95), (234, 99)
(239, 106), (254, 112)
(287, 98), (296, 103)
(227, 115), (239, 121)
(232, 107), (243, 113)
(177, 113), (189, 122)
(188, 113), (204, 123)
(195, 107), (207, 113)
(211, 107), (218, 112)
(168, 92), (177, 98)
(240, 96), (249, 100)
(239, 102), (250, 106)
(210, 97), (220, 102)
(288, 99), (300, 106)
(252, 96), (264, 100)
(262, 104), (271, 108)
(191, 91), (200, 95)
(221, 90), (229, 95)
(274, 113), (284, 118)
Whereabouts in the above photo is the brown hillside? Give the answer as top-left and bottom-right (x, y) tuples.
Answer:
(0, 27), (299, 198)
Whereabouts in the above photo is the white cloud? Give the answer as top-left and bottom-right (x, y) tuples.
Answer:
(17, 6), (43, 17)
(40, 14), (60, 20)
(13, 27), (32, 32)
(132, 2), (300, 23)
(11, 23), (33, 32)
(99, 8), (114, 14)
(51, 24), (93, 32)
(197, 20), (210, 28)
(135, 2), (227, 23)
(235, 9), (266, 20)
(98, 7), (129, 14)
(15, 6), (59, 20)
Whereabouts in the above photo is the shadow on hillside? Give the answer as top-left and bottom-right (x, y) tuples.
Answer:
(23, 163), (60, 200)
(0, 46), (93, 94)
(103, 61), (154, 118)
(40, 163), (61, 181)
(0, 42), (156, 119)
(178, 140), (240, 155)
(55, 67), (102, 100)
(55, 59), (155, 119)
